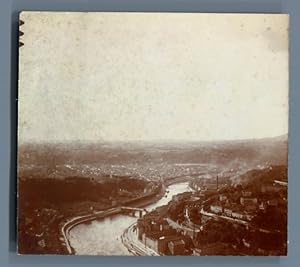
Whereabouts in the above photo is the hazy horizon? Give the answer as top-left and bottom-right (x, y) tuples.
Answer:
(18, 132), (288, 146)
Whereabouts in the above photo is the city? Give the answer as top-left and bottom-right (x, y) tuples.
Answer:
(17, 135), (287, 255)
(122, 165), (287, 256)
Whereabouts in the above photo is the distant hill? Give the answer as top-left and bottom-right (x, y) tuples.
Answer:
(18, 134), (288, 168)
(230, 164), (288, 186)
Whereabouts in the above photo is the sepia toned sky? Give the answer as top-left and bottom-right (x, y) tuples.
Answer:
(18, 12), (289, 143)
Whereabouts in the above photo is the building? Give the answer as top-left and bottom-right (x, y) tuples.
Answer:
(210, 204), (223, 214)
(259, 202), (267, 211)
(143, 233), (160, 252)
(240, 197), (258, 212)
(192, 248), (202, 256)
(240, 197), (258, 206)
(168, 239), (185, 255)
(172, 192), (191, 202)
(137, 215), (170, 240)
(231, 211), (244, 220)
(242, 191), (252, 197)
(232, 191), (241, 203)
(142, 230), (183, 255)
(204, 183), (218, 192)
(231, 210), (253, 221)
(261, 184), (280, 193)
(273, 180), (287, 187)
(244, 213), (254, 221)
(219, 194), (227, 202)
(224, 208), (232, 217)
(187, 196), (201, 205)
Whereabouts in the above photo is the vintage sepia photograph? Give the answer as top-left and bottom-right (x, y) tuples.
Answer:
(17, 12), (288, 256)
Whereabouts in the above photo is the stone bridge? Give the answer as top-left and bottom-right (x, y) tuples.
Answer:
(120, 207), (148, 218)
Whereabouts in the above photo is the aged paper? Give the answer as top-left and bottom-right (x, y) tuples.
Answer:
(18, 12), (288, 255)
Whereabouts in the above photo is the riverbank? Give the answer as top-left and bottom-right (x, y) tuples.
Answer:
(61, 183), (166, 254)
(121, 223), (159, 256)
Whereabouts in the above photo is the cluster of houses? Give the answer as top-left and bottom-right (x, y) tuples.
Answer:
(208, 178), (286, 221)
(136, 208), (191, 255)
(210, 194), (256, 221)
(135, 170), (287, 255)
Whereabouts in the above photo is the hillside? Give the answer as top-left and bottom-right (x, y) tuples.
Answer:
(18, 134), (288, 170)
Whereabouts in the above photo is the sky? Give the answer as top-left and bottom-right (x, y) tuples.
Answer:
(18, 12), (289, 143)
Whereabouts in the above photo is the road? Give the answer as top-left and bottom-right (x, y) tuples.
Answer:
(121, 223), (159, 256)
(200, 208), (281, 234)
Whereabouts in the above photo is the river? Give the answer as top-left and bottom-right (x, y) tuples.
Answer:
(68, 182), (192, 255)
